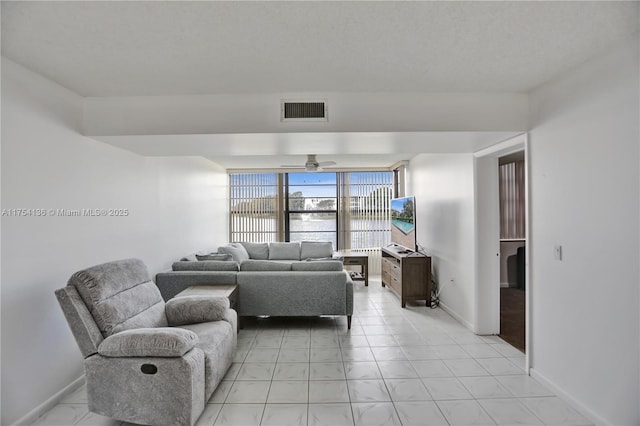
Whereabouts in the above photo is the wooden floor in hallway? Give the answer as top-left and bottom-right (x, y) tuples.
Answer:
(499, 287), (526, 353)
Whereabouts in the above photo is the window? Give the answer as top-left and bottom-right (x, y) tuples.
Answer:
(229, 171), (394, 255)
(286, 173), (338, 248)
(339, 172), (393, 251)
(229, 173), (280, 243)
(499, 159), (525, 240)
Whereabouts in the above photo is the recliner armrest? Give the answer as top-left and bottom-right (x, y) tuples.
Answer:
(98, 327), (198, 357)
(165, 296), (230, 326)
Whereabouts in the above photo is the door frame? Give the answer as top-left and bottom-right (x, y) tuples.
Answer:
(474, 133), (530, 371)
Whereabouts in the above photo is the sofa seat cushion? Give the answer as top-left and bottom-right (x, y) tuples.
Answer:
(268, 242), (301, 260)
(300, 241), (334, 260)
(172, 261), (239, 272)
(218, 243), (250, 262)
(178, 320), (236, 399)
(292, 260), (344, 271)
(98, 327), (198, 357)
(239, 242), (270, 260)
(240, 260), (292, 271)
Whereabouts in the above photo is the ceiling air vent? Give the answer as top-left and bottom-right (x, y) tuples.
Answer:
(281, 99), (328, 122)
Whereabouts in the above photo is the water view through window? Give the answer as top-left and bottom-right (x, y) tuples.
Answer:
(287, 173), (338, 247)
(229, 171), (393, 251)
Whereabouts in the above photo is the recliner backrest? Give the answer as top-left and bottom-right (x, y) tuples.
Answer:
(55, 285), (104, 357)
(68, 258), (168, 337)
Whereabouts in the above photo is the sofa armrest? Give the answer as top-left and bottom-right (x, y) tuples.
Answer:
(97, 327), (198, 357)
(165, 296), (230, 326)
(345, 274), (354, 315)
(222, 308), (238, 331)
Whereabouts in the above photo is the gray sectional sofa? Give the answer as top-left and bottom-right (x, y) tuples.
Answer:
(155, 242), (354, 328)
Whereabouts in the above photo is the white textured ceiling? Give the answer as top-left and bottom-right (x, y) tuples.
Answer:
(2, 1), (638, 96)
(2, 1), (638, 169)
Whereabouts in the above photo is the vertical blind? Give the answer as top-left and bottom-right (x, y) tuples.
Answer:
(229, 173), (280, 243)
(339, 172), (393, 274)
(499, 160), (525, 240)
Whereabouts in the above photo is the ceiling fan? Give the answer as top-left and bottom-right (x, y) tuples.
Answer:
(280, 154), (336, 172)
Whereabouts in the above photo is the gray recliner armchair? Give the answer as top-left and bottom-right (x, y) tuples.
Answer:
(55, 258), (237, 426)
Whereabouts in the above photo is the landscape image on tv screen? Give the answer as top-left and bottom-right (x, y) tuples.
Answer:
(390, 196), (416, 250)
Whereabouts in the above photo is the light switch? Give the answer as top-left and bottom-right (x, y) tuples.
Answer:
(553, 245), (562, 261)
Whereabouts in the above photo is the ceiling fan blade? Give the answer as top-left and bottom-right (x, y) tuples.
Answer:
(280, 155), (335, 170)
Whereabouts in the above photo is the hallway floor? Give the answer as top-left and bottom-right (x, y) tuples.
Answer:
(499, 287), (526, 352)
(32, 277), (591, 426)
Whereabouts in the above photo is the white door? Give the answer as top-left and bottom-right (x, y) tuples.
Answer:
(474, 154), (500, 335)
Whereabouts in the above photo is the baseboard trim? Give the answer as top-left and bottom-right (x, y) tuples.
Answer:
(438, 301), (475, 332)
(11, 375), (85, 426)
(529, 368), (608, 426)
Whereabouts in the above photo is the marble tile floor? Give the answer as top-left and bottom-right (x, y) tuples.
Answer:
(32, 277), (593, 426)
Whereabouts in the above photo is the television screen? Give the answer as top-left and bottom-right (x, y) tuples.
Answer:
(390, 196), (416, 251)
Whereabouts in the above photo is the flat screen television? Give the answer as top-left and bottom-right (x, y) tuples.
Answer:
(390, 195), (417, 251)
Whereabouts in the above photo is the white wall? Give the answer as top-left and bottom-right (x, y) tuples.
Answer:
(0, 59), (229, 425)
(528, 36), (639, 425)
(408, 154), (477, 330)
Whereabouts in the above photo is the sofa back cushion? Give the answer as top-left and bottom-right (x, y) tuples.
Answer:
(239, 242), (269, 260)
(240, 260), (292, 271)
(269, 242), (301, 260)
(68, 258), (168, 337)
(300, 241), (334, 260)
(218, 243), (250, 262)
(172, 261), (239, 272)
(292, 260), (344, 271)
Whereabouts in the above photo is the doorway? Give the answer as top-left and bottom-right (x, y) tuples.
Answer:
(498, 152), (526, 352)
(474, 133), (529, 367)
